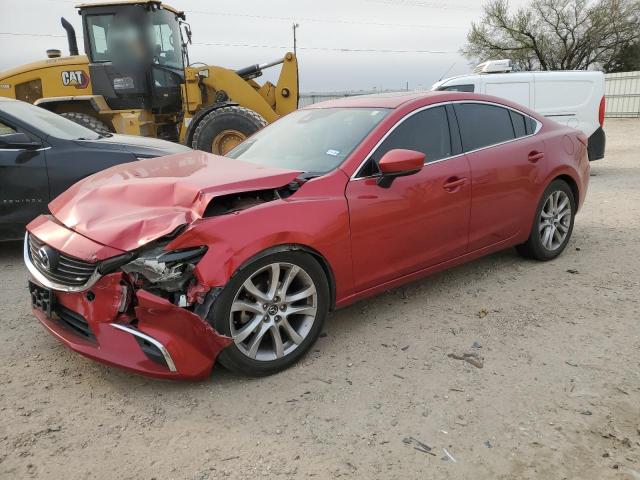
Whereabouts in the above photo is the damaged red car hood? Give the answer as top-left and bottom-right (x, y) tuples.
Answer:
(49, 151), (301, 251)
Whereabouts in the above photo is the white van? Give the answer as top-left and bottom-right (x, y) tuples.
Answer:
(431, 60), (606, 160)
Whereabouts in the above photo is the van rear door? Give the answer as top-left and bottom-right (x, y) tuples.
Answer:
(533, 72), (596, 132)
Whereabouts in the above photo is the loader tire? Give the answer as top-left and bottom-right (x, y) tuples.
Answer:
(191, 106), (267, 155)
(60, 112), (112, 134)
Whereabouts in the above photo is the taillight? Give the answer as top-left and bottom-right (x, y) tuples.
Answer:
(598, 95), (605, 127)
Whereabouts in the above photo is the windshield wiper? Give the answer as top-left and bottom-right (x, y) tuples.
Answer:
(297, 171), (323, 180)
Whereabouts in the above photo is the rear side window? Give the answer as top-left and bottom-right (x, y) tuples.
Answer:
(374, 106), (452, 163)
(509, 110), (527, 137)
(438, 84), (475, 92)
(454, 103), (515, 151)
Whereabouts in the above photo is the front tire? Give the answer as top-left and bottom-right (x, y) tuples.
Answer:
(517, 179), (576, 261)
(191, 106), (267, 155)
(209, 251), (330, 376)
(59, 112), (112, 134)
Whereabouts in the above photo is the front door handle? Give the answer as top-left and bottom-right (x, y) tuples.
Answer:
(528, 151), (544, 163)
(443, 176), (467, 192)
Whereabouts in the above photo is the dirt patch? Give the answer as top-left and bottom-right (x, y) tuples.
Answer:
(1, 119), (639, 479)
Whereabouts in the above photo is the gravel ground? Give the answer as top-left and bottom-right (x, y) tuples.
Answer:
(1, 119), (639, 480)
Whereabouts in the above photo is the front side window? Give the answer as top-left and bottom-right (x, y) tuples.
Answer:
(228, 108), (389, 175)
(454, 103), (515, 152)
(374, 106), (452, 163)
(357, 106), (452, 177)
(438, 84), (475, 93)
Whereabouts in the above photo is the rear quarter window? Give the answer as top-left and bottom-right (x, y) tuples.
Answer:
(454, 103), (516, 151)
(438, 84), (475, 93)
(509, 110), (527, 137)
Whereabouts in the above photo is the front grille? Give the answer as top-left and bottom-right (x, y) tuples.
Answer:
(28, 234), (97, 287)
(53, 304), (96, 341)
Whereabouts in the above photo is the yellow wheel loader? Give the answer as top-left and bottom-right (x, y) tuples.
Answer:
(0, 1), (299, 154)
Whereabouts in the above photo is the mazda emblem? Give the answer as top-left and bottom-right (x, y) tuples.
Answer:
(38, 247), (50, 269)
(37, 246), (58, 271)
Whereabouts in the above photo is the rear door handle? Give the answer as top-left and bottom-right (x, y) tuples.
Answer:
(443, 176), (467, 192)
(528, 151), (544, 163)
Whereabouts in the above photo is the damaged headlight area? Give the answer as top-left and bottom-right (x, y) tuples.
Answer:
(121, 245), (207, 286)
(98, 241), (208, 308)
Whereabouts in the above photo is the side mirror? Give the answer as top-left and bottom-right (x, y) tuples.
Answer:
(376, 149), (425, 188)
(0, 132), (41, 150)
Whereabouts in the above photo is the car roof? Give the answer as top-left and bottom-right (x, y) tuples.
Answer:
(303, 91), (435, 109)
(302, 90), (536, 113)
(0, 97), (19, 103)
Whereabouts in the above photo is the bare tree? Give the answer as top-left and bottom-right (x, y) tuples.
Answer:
(462, 0), (640, 71)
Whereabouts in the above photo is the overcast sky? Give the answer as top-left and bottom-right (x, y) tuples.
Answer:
(0, 0), (528, 92)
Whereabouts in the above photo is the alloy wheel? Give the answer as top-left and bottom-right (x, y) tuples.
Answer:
(229, 262), (318, 361)
(539, 190), (572, 251)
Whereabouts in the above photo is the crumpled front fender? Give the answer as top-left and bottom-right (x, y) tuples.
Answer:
(133, 290), (233, 379)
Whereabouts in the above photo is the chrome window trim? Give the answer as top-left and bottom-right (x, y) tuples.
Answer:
(350, 99), (542, 180)
(110, 323), (178, 372)
(24, 233), (103, 293)
(0, 147), (50, 152)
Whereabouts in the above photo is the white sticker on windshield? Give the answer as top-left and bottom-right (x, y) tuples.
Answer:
(371, 110), (381, 116)
(326, 149), (340, 156)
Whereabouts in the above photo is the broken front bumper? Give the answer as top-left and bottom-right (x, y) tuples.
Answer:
(30, 274), (232, 380)
(30, 273), (232, 380)
(26, 217), (232, 380)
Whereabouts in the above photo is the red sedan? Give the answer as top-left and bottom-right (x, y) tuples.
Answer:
(25, 92), (589, 379)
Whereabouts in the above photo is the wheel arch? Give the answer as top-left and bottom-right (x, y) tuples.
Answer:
(233, 243), (337, 311)
(35, 95), (107, 115)
(552, 173), (580, 211)
(34, 96), (114, 129)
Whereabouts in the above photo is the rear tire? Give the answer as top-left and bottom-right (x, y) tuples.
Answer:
(191, 106), (266, 155)
(59, 112), (112, 134)
(209, 251), (329, 376)
(516, 179), (576, 261)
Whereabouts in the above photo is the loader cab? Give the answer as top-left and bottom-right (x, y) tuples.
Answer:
(78, 2), (186, 113)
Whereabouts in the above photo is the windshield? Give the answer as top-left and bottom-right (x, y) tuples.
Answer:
(227, 108), (389, 174)
(86, 9), (184, 69)
(1, 101), (100, 140)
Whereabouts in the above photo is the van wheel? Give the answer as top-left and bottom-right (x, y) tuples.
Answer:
(59, 112), (112, 134)
(516, 180), (576, 261)
(191, 106), (266, 155)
